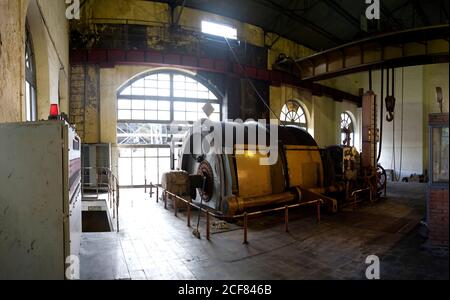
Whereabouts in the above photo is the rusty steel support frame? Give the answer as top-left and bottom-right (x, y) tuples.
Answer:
(151, 184), (323, 245)
(274, 25), (449, 82)
(70, 51), (362, 105)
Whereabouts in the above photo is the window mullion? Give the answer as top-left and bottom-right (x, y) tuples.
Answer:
(170, 73), (174, 122)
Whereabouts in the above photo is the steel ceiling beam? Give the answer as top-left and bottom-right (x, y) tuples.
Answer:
(274, 25), (449, 82)
(252, 0), (344, 47)
(322, 0), (361, 29)
(412, 0), (431, 26)
(380, 2), (405, 30)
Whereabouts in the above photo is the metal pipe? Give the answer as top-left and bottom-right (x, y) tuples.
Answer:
(187, 203), (191, 227)
(377, 67), (384, 163)
(156, 186), (159, 203)
(206, 211), (210, 241)
(317, 201), (321, 223)
(174, 196), (177, 217)
(243, 212), (248, 245)
(284, 206), (289, 233)
(164, 191), (167, 209)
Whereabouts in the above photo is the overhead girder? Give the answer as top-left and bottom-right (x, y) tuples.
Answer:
(274, 25), (449, 82)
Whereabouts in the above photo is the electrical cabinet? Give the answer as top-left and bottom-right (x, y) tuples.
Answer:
(0, 121), (82, 280)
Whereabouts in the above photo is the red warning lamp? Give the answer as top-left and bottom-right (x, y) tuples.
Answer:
(49, 104), (60, 120)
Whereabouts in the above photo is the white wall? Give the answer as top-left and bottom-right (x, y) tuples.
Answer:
(359, 64), (449, 178)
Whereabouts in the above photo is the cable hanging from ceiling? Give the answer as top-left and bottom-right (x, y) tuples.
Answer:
(224, 37), (286, 126)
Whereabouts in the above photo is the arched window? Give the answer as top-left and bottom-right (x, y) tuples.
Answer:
(25, 25), (37, 121)
(280, 100), (308, 130)
(340, 112), (355, 147)
(116, 70), (222, 187)
(117, 72), (221, 123)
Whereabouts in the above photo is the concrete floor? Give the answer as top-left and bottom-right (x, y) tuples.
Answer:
(80, 182), (449, 280)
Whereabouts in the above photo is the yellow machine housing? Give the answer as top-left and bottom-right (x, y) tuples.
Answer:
(178, 121), (338, 216)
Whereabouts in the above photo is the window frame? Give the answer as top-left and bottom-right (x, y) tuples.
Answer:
(280, 100), (308, 131)
(25, 24), (37, 122)
(340, 112), (355, 147)
(117, 71), (222, 124)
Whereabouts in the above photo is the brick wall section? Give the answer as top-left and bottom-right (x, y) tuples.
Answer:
(70, 65), (86, 140)
(428, 188), (449, 247)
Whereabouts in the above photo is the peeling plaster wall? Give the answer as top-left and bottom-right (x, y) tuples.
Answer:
(0, 0), (27, 122)
(0, 0), (69, 123)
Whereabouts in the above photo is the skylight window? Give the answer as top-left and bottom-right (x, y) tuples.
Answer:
(201, 20), (237, 40)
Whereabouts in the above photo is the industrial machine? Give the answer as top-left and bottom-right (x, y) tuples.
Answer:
(0, 120), (82, 280)
(163, 120), (380, 218)
(177, 121), (333, 216)
(159, 89), (386, 218)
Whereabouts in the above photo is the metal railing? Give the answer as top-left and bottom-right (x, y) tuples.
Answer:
(82, 167), (120, 232)
(149, 184), (323, 244)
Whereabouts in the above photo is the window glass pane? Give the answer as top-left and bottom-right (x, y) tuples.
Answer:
(186, 112), (198, 121)
(159, 148), (171, 157)
(158, 74), (170, 81)
(158, 89), (170, 97)
(174, 75), (185, 82)
(133, 158), (145, 185)
(119, 148), (132, 157)
(299, 115), (306, 124)
(133, 148), (145, 157)
(174, 112), (186, 121)
(146, 158), (158, 184)
(174, 89), (186, 98)
(145, 110), (158, 121)
(209, 92), (218, 100)
(118, 99), (131, 109)
(133, 78), (145, 88)
(210, 113), (221, 122)
(158, 111), (170, 121)
(158, 101), (170, 111)
(132, 100), (145, 110)
(186, 102), (198, 112)
(146, 148), (158, 157)
(31, 87), (36, 121)
(118, 158), (132, 186)
(146, 88), (158, 96)
(173, 81), (186, 90)
(174, 102), (186, 111)
(121, 86), (132, 95)
(132, 110), (145, 120)
(145, 100), (158, 110)
(198, 91), (209, 99)
(159, 80), (170, 89)
(146, 79), (158, 88)
(212, 104), (220, 112)
(159, 157), (171, 180)
(118, 110), (131, 120)
(185, 77), (196, 84)
(25, 81), (31, 121)
(132, 87), (145, 95)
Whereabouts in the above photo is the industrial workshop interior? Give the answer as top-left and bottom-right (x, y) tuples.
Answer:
(0, 0), (449, 282)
